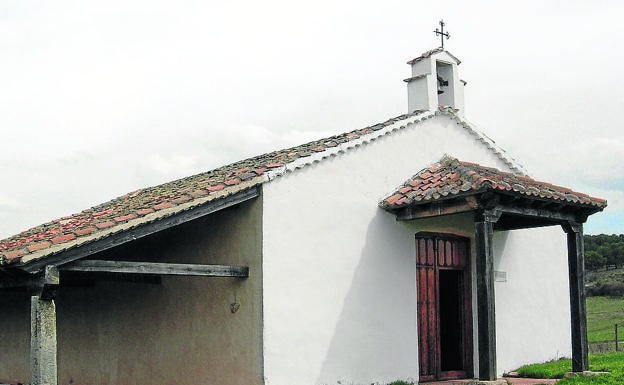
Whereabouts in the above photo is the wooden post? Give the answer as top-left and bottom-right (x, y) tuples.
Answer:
(31, 296), (58, 385)
(616, 324), (619, 352)
(474, 210), (500, 381)
(562, 222), (589, 372)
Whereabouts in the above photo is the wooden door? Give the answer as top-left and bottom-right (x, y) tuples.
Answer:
(416, 233), (473, 382)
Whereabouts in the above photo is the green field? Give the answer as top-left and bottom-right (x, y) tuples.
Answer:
(513, 296), (624, 384)
(586, 296), (624, 343)
(515, 352), (624, 384)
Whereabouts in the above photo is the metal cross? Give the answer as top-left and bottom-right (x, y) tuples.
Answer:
(434, 19), (450, 49)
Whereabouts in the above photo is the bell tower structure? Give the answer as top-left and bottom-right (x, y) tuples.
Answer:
(404, 48), (466, 116)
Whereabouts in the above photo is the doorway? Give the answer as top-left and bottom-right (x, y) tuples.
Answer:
(416, 233), (473, 382)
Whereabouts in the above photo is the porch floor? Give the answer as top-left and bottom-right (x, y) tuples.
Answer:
(423, 377), (558, 385)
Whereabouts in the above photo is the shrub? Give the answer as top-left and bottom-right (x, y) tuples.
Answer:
(586, 282), (624, 297)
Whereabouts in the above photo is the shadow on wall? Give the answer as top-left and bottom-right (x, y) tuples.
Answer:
(492, 231), (510, 273)
(315, 211), (419, 385)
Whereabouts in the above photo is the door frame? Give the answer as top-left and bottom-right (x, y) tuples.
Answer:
(416, 232), (473, 382)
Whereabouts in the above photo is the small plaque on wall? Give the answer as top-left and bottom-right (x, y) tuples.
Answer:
(495, 271), (507, 282)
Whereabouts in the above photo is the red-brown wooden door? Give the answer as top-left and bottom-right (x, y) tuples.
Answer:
(416, 233), (473, 382)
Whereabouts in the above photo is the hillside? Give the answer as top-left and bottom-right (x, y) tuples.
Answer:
(586, 266), (624, 297)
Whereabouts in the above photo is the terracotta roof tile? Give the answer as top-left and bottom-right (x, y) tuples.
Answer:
(51, 234), (76, 244)
(114, 214), (137, 223)
(136, 208), (155, 216)
(206, 184), (226, 192)
(95, 221), (116, 229)
(4, 249), (26, 261)
(27, 241), (52, 253)
(380, 156), (607, 210)
(75, 227), (97, 236)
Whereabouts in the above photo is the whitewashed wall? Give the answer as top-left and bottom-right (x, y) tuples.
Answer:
(261, 114), (570, 385)
(493, 227), (571, 373)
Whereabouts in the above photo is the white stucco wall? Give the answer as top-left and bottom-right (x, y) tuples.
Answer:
(407, 77), (434, 113)
(261, 114), (571, 385)
(493, 227), (571, 374)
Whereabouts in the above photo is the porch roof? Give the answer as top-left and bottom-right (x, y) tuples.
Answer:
(380, 156), (607, 229)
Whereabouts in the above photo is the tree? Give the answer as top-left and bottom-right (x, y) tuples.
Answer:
(585, 250), (606, 270)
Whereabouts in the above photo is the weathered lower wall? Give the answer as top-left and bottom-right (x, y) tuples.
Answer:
(0, 196), (263, 385)
(0, 290), (30, 382)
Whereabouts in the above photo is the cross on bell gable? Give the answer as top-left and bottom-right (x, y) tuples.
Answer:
(434, 19), (450, 49)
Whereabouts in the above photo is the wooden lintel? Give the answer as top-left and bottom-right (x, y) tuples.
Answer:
(497, 204), (577, 223)
(59, 260), (249, 278)
(396, 200), (475, 221)
(465, 195), (480, 209)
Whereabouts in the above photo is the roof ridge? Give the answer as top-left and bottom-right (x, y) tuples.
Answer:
(441, 155), (491, 190)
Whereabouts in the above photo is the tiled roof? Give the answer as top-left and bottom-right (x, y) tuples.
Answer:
(0, 108), (524, 268)
(380, 156), (607, 210)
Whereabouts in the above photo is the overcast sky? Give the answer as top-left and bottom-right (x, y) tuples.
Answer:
(1, 0), (623, 238)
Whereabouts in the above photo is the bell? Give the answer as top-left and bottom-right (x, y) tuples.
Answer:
(437, 75), (448, 95)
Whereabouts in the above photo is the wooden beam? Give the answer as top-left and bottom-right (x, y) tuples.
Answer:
(475, 210), (498, 381)
(59, 260), (249, 278)
(0, 266), (60, 295)
(396, 199), (476, 221)
(497, 204), (578, 223)
(20, 187), (260, 273)
(31, 296), (57, 385)
(562, 222), (589, 372)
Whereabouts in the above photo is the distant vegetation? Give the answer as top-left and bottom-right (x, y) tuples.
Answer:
(585, 234), (624, 271)
(584, 234), (624, 297)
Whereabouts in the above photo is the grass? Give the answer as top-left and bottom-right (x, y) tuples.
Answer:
(586, 296), (624, 343)
(516, 357), (571, 379)
(515, 352), (624, 384)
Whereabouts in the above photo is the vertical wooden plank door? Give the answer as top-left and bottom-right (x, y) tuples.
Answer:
(416, 233), (473, 382)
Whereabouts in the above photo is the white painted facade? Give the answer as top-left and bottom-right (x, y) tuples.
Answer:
(261, 113), (572, 385)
